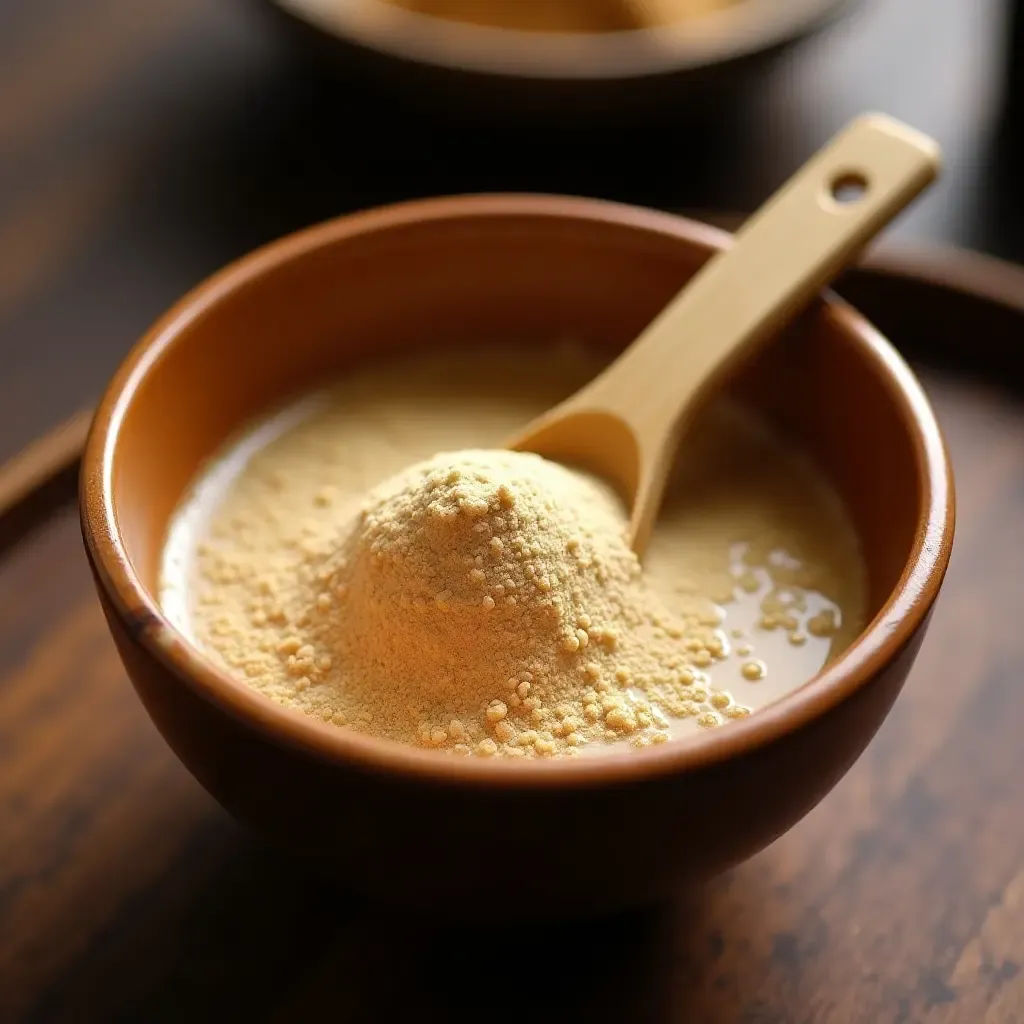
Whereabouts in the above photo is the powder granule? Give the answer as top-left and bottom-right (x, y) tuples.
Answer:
(282, 449), (735, 755)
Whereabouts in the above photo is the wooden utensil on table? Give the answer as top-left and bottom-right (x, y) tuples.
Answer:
(508, 114), (941, 554)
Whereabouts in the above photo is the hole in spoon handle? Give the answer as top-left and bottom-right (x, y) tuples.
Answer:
(828, 171), (870, 205)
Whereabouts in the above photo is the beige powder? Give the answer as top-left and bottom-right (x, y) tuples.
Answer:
(299, 447), (749, 755)
(163, 345), (866, 757)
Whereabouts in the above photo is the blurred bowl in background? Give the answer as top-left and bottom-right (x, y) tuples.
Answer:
(258, 0), (855, 118)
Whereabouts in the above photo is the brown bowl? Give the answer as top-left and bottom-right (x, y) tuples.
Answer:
(80, 195), (953, 915)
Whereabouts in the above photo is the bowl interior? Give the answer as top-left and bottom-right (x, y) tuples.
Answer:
(104, 199), (925, 644)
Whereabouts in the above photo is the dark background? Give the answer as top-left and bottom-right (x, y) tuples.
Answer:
(0, 0), (1021, 464)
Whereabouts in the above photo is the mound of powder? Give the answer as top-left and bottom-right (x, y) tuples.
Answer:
(327, 449), (633, 700)
(289, 449), (742, 756)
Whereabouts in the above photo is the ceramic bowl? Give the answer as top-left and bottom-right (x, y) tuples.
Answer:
(81, 195), (953, 914)
(259, 0), (854, 117)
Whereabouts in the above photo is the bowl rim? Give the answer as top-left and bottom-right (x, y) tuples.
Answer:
(81, 193), (955, 790)
(271, 0), (852, 80)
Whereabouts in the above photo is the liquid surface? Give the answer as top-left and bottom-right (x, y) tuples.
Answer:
(161, 345), (866, 756)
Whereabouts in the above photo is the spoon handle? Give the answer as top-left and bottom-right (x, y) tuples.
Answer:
(585, 113), (940, 549)
(592, 114), (939, 431)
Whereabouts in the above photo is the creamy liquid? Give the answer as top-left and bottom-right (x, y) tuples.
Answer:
(161, 345), (866, 754)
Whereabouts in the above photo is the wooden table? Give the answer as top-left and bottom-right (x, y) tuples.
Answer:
(2, 2), (1023, 1021)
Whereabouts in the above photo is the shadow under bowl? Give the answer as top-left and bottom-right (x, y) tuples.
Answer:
(80, 195), (953, 915)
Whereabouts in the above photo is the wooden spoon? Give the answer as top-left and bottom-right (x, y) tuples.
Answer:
(508, 113), (941, 555)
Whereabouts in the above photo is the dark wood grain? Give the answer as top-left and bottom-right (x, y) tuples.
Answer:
(0, 410), (90, 559)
